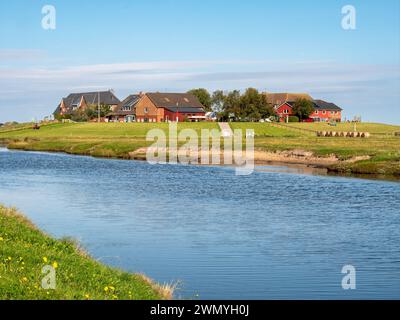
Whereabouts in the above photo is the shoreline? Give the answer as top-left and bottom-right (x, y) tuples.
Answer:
(2, 143), (399, 182)
(0, 204), (174, 300)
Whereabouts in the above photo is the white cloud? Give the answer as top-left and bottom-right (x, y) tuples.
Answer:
(0, 59), (399, 123)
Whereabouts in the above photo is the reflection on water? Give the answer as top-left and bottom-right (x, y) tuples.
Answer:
(0, 148), (399, 299)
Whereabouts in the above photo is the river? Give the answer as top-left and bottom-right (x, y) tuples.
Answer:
(0, 148), (399, 299)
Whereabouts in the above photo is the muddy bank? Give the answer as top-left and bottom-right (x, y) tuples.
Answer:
(2, 141), (399, 180)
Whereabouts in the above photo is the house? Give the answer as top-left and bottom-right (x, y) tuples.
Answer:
(310, 100), (342, 122)
(265, 92), (313, 108)
(54, 90), (120, 116)
(105, 94), (140, 122)
(275, 100), (343, 122)
(135, 92), (206, 122)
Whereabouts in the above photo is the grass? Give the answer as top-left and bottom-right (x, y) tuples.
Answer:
(230, 122), (301, 137)
(0, 205), (173, 300)
(0, 121), (399, 176)
(283, 122), (400, 135)
(0, 122), (219, 139)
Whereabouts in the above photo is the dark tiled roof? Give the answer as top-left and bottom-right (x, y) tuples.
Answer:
(55, 91), (120, 114)
(146, 93), (205, 112)
(312, 100), (342, 111)
(107, 94), (140, 116)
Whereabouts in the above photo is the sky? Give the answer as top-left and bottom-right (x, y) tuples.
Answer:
(0, 0), (399, 123)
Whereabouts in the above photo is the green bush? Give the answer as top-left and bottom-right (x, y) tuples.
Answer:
(288, 116), (299, 122)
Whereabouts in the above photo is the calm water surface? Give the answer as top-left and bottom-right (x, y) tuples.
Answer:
(0, 148), (399, 299)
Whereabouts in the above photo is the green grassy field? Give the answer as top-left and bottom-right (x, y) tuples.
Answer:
(0, 122), (219, 139)
(0, 121), (399, 176)
(283, 122), (400, 135)
(0, 205), (171, 300)
(230, 122), (301, 137)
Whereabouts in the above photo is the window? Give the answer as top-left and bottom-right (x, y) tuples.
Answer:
(330, 111), (334, 115)
(315, 110), (318, 114)
(322, 111), (326, 115)
(144, 107), (149, 114)
(122, 106), (131, 111)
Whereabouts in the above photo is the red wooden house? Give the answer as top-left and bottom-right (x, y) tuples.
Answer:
(275, 100), (342, 122)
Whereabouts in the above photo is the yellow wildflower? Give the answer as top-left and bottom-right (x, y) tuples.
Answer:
(104, 286), (109, 292)
(84, 294), (90, 299)
(52, 261), (58, 269)
(0, 236), (4, 241)
(21, 277), (28, 282)
(43, 257), (48, 263)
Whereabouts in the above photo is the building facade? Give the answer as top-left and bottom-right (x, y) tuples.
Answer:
(275, 100), (342, 122)
(54, 90), (120, 116)
(135, 92), (206, 122)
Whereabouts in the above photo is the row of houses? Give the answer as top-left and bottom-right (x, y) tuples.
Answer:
(55, 91), (207, 123)
(54, 91), (343, 123)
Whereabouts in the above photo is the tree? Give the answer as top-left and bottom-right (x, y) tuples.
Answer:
(239, 88), (275, 121)
(211, 90), (225, 113)
(187, 88), (212, 111)
(292, 98), (314, 121)
(222, 90), (241, 121)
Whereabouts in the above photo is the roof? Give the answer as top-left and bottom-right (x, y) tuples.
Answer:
(107, 94), (141, 116)
(55, 91), (120, 114)
(265, 93), (313, 106)
(146, 92), (205, 112)
(312, 100), (342, 111)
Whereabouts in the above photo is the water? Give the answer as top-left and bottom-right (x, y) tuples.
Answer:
(0, 148), (399, 299)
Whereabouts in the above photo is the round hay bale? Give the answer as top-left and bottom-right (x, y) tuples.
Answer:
(364, 132), (370, 138)
(339, 132), (345, 137)
(322, 131), (327, 137)
(316, 131), (322, 137)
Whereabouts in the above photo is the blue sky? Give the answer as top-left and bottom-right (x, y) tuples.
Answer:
(0, 0), (399, 123)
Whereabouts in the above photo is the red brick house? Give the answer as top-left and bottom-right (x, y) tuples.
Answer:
(135, 92), (206, 122)
(54, 90), (120, 116)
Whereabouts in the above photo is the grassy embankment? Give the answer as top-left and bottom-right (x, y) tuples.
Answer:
(0, 121), (399, 176)
(231, 122), (400, 176)
(0, 205), (172, 300)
